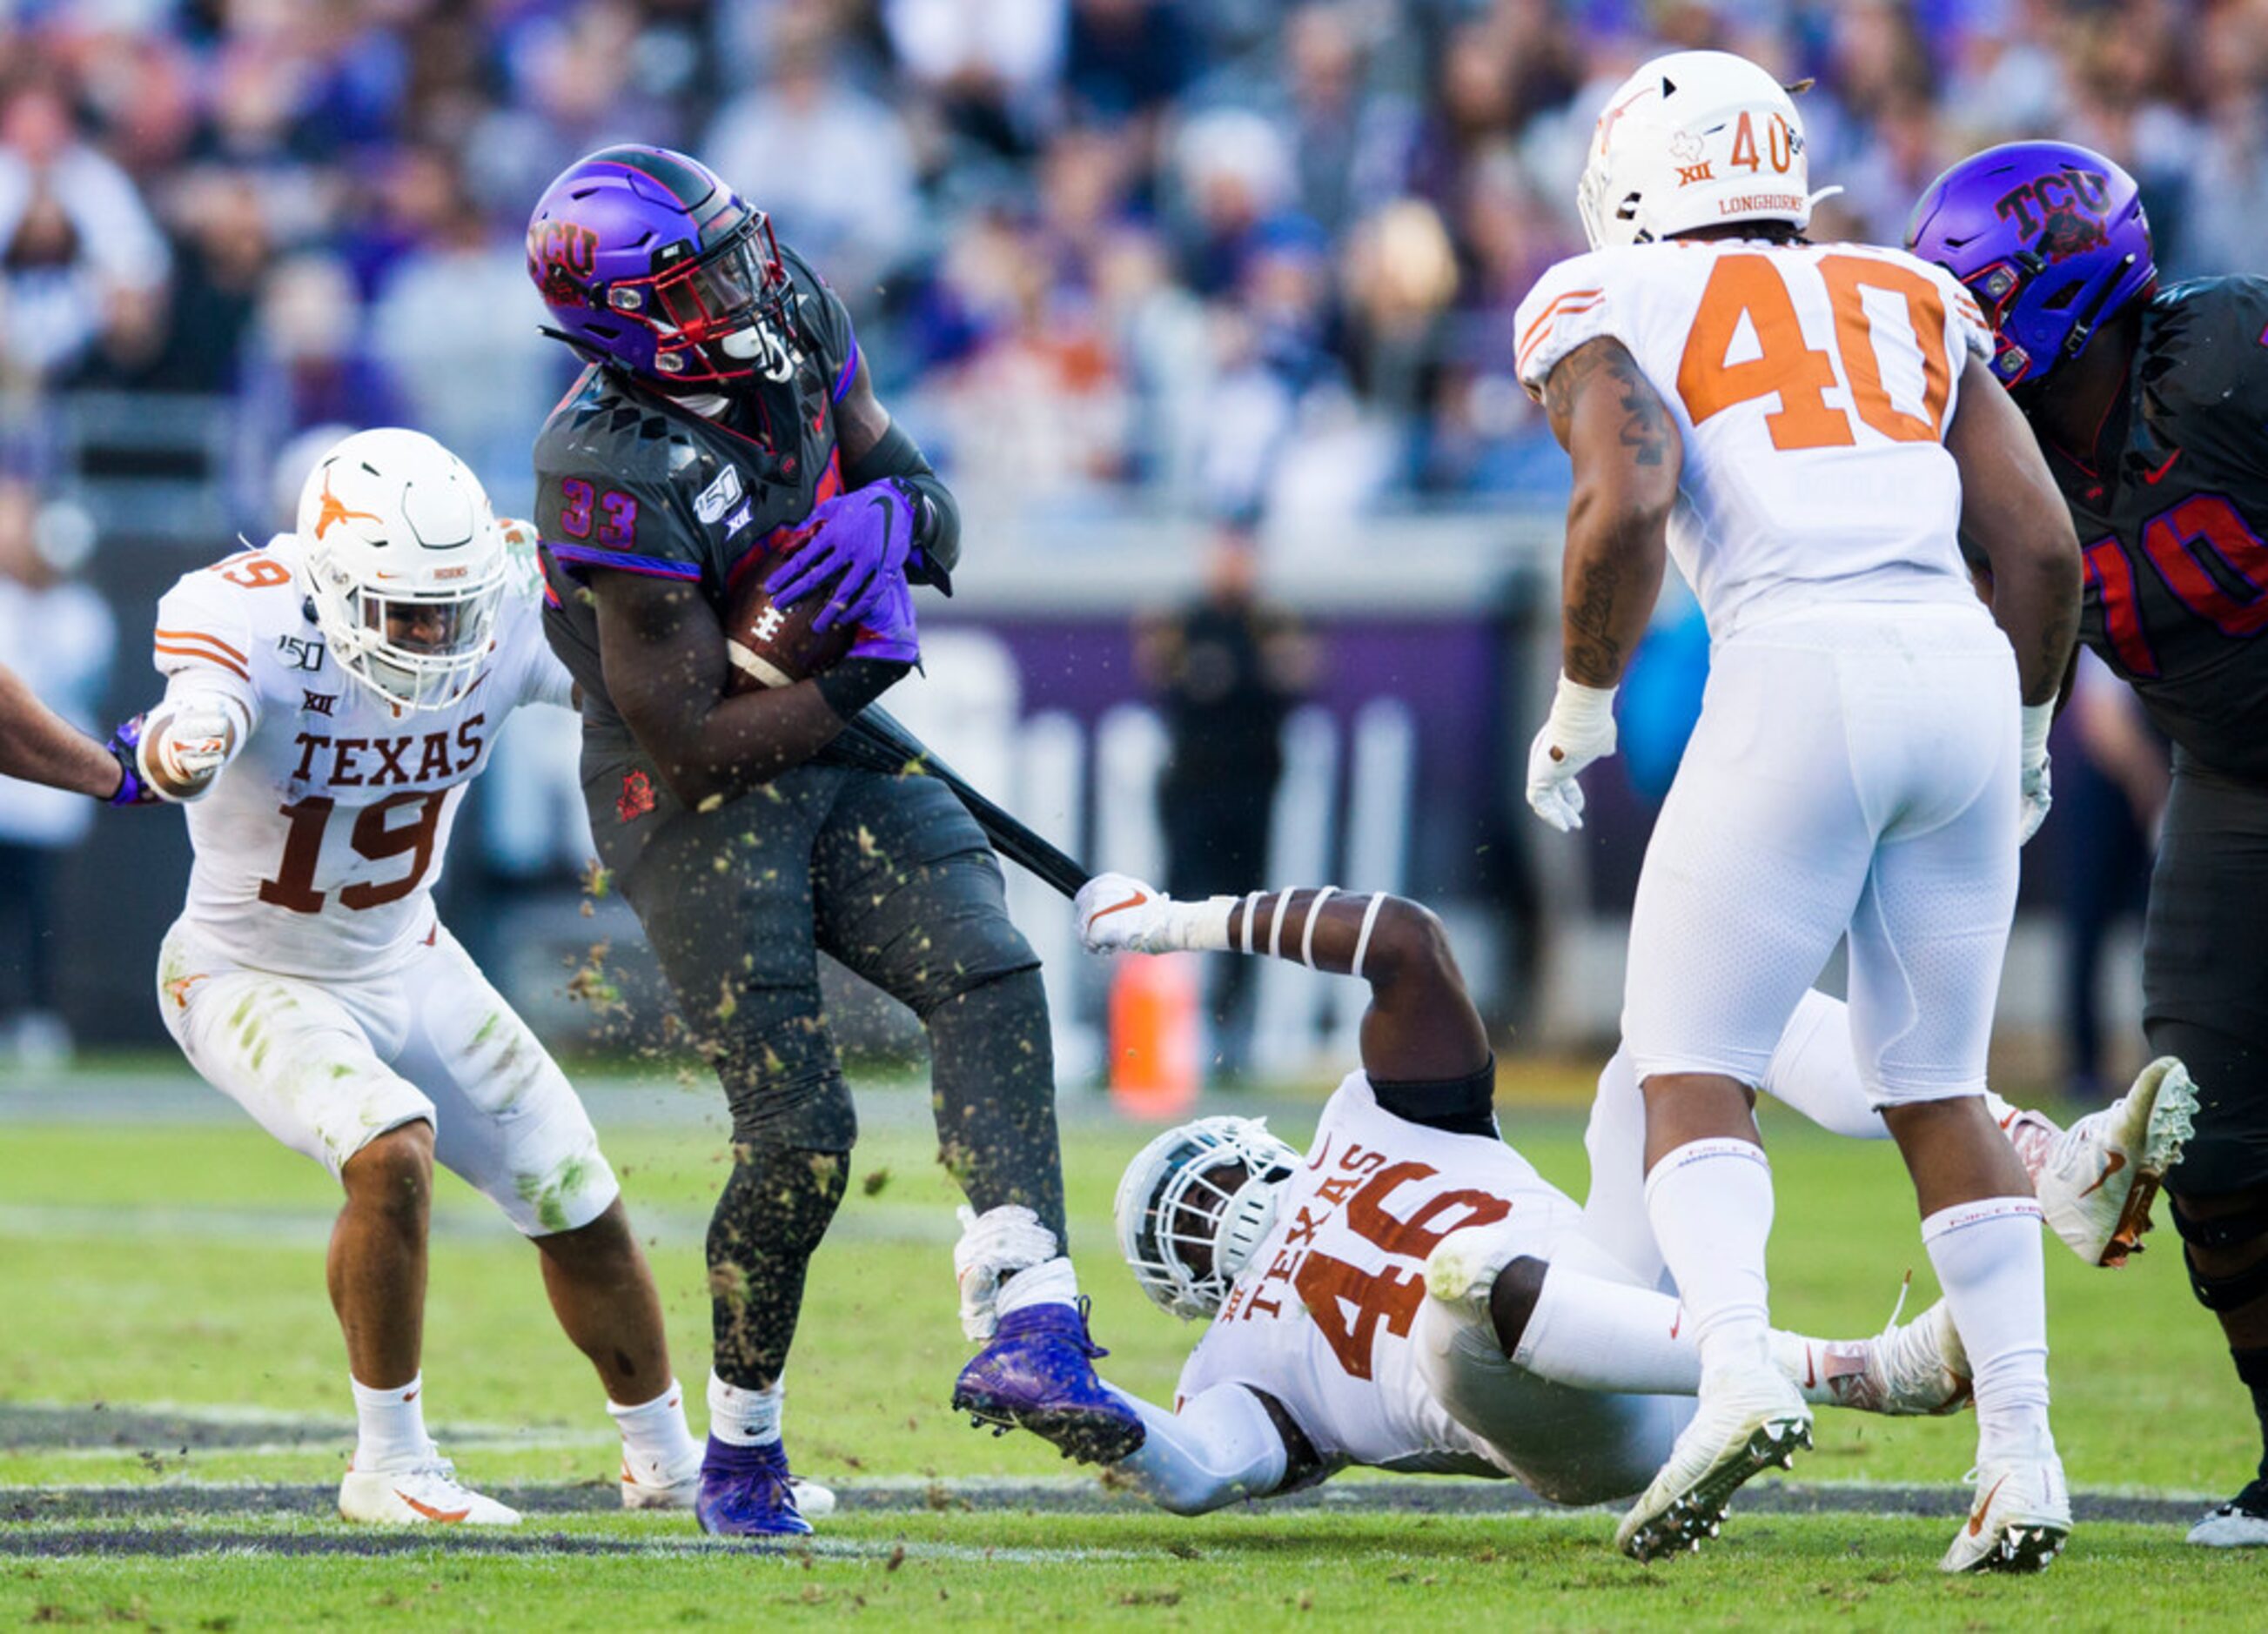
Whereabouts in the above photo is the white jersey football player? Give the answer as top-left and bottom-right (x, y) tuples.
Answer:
(137, 429), (722, 1527)
(1077, 876), (2192, 1539)
(1512, 52), (2093, 1570)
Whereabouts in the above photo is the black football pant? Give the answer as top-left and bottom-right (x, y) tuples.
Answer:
(590, 749), (1065, 1390)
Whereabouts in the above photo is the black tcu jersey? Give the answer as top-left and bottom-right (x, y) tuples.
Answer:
(533, 245), (859, 746)
(2053, 276), (2268, 782)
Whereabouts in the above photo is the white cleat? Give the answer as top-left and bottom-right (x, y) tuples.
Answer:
(622, 1457), (837, 1518)
(339, 1455), (520, 1526)
(2036, 1057), (2198, 1266)
(1615, 1363), (1812, 1562)
(2187, 1479), (2268, 1547)
(1786, 1296), (1971, 1417)
(1940, 1443), (2071, 1572)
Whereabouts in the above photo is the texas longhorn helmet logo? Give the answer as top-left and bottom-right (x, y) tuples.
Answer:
(311, 468), (384, 541)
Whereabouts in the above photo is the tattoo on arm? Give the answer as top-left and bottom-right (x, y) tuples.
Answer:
(1563, 556), (1627, 685)
(1544, 338), (1674, 468)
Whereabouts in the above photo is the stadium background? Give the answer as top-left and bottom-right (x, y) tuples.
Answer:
(0, 0), (2241, 1083)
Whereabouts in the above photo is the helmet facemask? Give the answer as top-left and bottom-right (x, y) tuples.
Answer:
(612, 206), (795, 389)
(311, 559), (507, 713)
(1115, 1117), (1301, 1320)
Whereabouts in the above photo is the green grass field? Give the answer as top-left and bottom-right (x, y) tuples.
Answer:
(2, 1070), (2259, 1630)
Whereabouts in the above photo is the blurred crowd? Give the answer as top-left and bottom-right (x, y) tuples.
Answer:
(3, 0), (2266, 526)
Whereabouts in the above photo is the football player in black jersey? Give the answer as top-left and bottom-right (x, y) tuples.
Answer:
(523, 145), (1140, 1536)
(1913, 141), (2268, 1546)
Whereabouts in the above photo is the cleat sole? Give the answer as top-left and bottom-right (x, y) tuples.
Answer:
(2101, 1061), (2198, 1266)
(1960, 1522), (2068, 1574)
(949, 1387), (1146, 1466)
(1620, 1417), (1812, 1564)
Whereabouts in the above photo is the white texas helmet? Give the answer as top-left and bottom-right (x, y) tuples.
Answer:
(1577, 50), (1834, 251)
(295, 428), (508, 712)
(1114, 1115), (1302, 1321)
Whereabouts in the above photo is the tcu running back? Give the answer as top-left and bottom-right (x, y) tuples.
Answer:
(135, 429), (710, 1527)
(1511, 51), (2086, 1570)
(1077, 875), (2186, 1533)
(523, 145), (1135, 1535)
(1912, 143), (2268, 1547)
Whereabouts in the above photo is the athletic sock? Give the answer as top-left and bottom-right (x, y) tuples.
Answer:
(2234, 1345), (2268, 1483)
(1512, 1264), (1702, 1393)
(1644, 1137), (1776, 1376)
(609, 1377), (702, 1483)
(707, 1371), (785, 1448)
(995, 1255), (1078, 1319)
(1981, 1091), (2057, 1181)
(1921, 1196), (2052, 1463)
(350, 1374), (432, 1470)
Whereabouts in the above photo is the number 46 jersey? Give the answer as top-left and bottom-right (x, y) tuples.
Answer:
(1175, 1073), (1584, 1478)
(151, 532), (573, 979)
(1514, 239), (1996, 636)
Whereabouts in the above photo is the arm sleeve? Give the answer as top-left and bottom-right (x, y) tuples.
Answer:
(1925, 263), (1996, 365)
(151, 570), (264, 740)
(1106, 1384), (1290, 1517)
(1514, 252), (1623, 399)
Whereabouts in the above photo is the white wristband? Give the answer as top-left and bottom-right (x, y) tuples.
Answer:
(2019, 701), (2054, 765)
(1548, 673), (1619, 735)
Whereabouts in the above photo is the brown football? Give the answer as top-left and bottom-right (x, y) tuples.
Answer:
(722, 566), (856, 693)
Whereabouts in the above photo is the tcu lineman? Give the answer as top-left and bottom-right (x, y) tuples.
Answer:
(1912, 142), (2268, 1547)
(1077, 875), (2185, 1527)
(137, 429), (710, 1526)
(1513, 52), (2088, 1568)
(524, 145), (1136, 1536)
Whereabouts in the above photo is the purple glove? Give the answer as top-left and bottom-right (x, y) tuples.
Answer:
(104, 714), (158, 807)
(763, 482), (916, 633)
(849, 570), (920, 666)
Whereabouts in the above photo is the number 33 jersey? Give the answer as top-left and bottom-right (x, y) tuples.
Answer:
(151, 532), (574, 979)
(1175, 1073), (1583, 1478)
(1514, 239), (1996, 636)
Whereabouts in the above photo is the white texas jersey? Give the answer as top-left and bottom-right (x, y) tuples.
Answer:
(151, 532), (573, 978)
(1514, 238), (1997, 635)
(1176, 1073), (1582, 1478)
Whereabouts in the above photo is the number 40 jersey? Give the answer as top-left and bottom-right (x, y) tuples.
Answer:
(151, 532), (573, 979)
(1513, 238), (1995, 636)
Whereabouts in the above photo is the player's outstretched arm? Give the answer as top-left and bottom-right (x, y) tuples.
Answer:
(1945, 352), (2083, 708)
(592, 566), (893, 807)
(1075, 875), (1489, 1083)
(0, 661), (130, 801)
(1523, 336), (1681, 832)
(1104, 1383), (1296, 1517)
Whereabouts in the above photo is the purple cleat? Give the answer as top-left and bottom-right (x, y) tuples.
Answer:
(951, 1299), (1147, 1464)
(694, 1435), (811, 1537)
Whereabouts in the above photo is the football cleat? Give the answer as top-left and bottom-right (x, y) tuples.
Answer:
(338, 1454), (520, 1526)
(1615, 1363), (1812, 1562)
(2035, 1057), (2197, 1266)
(635, 1455), (837, 1517)
(1785, 1294), (1971, 1417)
(2187, 1477), (2268, 1547)
(951, 1298), (1147, 1465)
(694, 1435), (813, 1537)
(1940, 1443), (2071, 1572)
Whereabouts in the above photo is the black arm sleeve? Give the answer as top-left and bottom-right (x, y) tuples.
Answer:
(845, 419), (960, 592)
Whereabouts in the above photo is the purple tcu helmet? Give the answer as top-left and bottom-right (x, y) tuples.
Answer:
(527, 144), (792, 391)
(1906, 140), (2156, 391)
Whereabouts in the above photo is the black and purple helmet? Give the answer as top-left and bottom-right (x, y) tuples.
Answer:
(1906, 140), (2156, 391)
(527, 144), (792, 392)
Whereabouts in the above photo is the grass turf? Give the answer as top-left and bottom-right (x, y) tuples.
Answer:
(1, 1072), (2258, 1628)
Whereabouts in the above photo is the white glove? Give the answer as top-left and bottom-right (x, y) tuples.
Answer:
(1525, 674), (1619, 833)
(953, 1204), (1059, 1341)
(2018, 701), (2054, 844)
(1073, 872), (1233, 955)
(138, 700), (238, 802)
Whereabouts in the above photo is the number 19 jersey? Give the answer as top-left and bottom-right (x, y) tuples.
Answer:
(152, 533), (574, 979)
(1175, 1073), (1582, 1477)
(1514, 238), (1996, 636)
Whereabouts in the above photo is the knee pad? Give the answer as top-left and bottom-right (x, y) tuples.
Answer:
(721, 1020), (858, 1153)
(2174, 1193), (2268, 1312)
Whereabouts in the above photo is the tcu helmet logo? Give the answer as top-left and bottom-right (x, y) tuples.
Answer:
(527, 220), (600, 304)
(1995, 167), (2113, 258)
